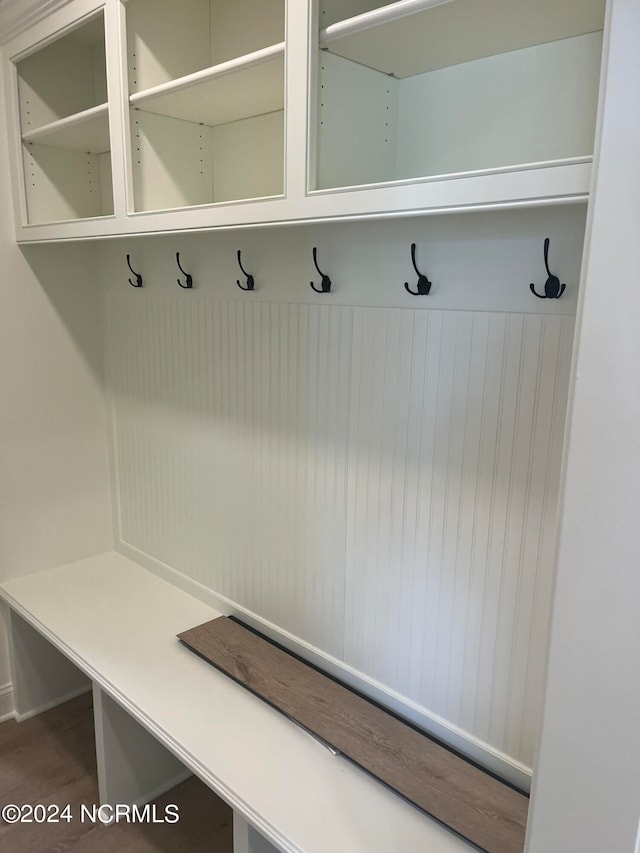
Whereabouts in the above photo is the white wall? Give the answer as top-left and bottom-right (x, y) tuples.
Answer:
(97, 204), (584, 782)
(0, 60), (113, 716)
(526, 0), (640, 849)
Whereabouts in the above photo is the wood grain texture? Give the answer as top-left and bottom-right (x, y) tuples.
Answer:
(0, 694), (233, 853)
(179, 616), (528, 853)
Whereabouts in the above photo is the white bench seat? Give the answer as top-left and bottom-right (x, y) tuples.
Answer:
(0, 551), (473, 853)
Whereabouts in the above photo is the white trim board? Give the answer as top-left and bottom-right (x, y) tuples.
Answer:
(0, 0), (73, 45)
(14, 685), (92, 723)
(0, 682), (14, 722)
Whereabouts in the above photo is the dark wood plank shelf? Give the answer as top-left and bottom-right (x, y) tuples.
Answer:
(178, 616), (529, 853)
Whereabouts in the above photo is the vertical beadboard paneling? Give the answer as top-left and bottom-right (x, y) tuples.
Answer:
(108, 296), (351, 659)
(344, 309), (573, 767)
(446, 313), (491, 725)
(107, 289), (573, 769)
(517, 316), (575, 764)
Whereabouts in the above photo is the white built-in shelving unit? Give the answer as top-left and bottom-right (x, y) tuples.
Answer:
(125, 0), (286, 212)
(1, 2), (639, 851)
(314, 0), (604, 190)
(0, 0), (607, 240)
(21, 103), (110, 152)
(13, 10), (114, 225)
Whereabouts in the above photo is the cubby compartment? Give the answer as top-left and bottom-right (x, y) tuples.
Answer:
(126, 0), (285, 93)
(130, 104), (284, 212)
(17, 13), (107, 132)
(22, 143), (113, 224)
(314, 0), (605, 191)
(4, 608), (234, 851)
(126, 0), (285, 212)
(15, 11), (114, 224)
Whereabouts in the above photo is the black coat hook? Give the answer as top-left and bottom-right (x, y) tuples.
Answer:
(176, 253), (193, 289)
(310, 247), (331, 293)
(530, 237), (566, 299)
(126, 254), (142, 288)
(236, 250), (254, 291)
(404, 243), (432, 295)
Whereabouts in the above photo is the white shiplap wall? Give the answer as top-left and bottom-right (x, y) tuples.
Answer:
(344, 308), (573, 765)
(109, 300), (352, 656)
(103, 208), (582, 777)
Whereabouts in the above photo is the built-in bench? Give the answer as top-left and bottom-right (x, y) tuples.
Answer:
(0, 551), (496, 852)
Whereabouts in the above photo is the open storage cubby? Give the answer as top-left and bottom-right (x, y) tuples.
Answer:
(314, 0), (606, 191)
(125, 0), (286, 212)
(16, 11), (114, 224)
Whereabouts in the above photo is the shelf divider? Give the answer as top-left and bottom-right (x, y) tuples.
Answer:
(319, 0), (455, 46)
(21, 103), (110, 154)
(318, 0), (605, 80)
(130, 43), (285, 127)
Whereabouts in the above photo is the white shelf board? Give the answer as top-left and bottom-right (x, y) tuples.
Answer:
(319, 0), (605, 78)
(21, 103), (110, 154)
(130, 44), (285, 128)
(0, 552), (472, 853)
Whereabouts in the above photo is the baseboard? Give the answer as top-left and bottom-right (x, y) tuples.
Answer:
(15, 685), (92, 723)
(0, 682), (14, 722)
(0, 681), (93, 724)
(118, 541), (533, 792)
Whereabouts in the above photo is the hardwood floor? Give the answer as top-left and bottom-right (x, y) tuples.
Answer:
(179, 616), (529, 853)
(0, 693), (233, 853)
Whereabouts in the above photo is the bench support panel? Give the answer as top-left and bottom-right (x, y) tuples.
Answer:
(233, 813), (281, 853)
(93, 685), (190, 808)
(9, 610), (90, 720)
